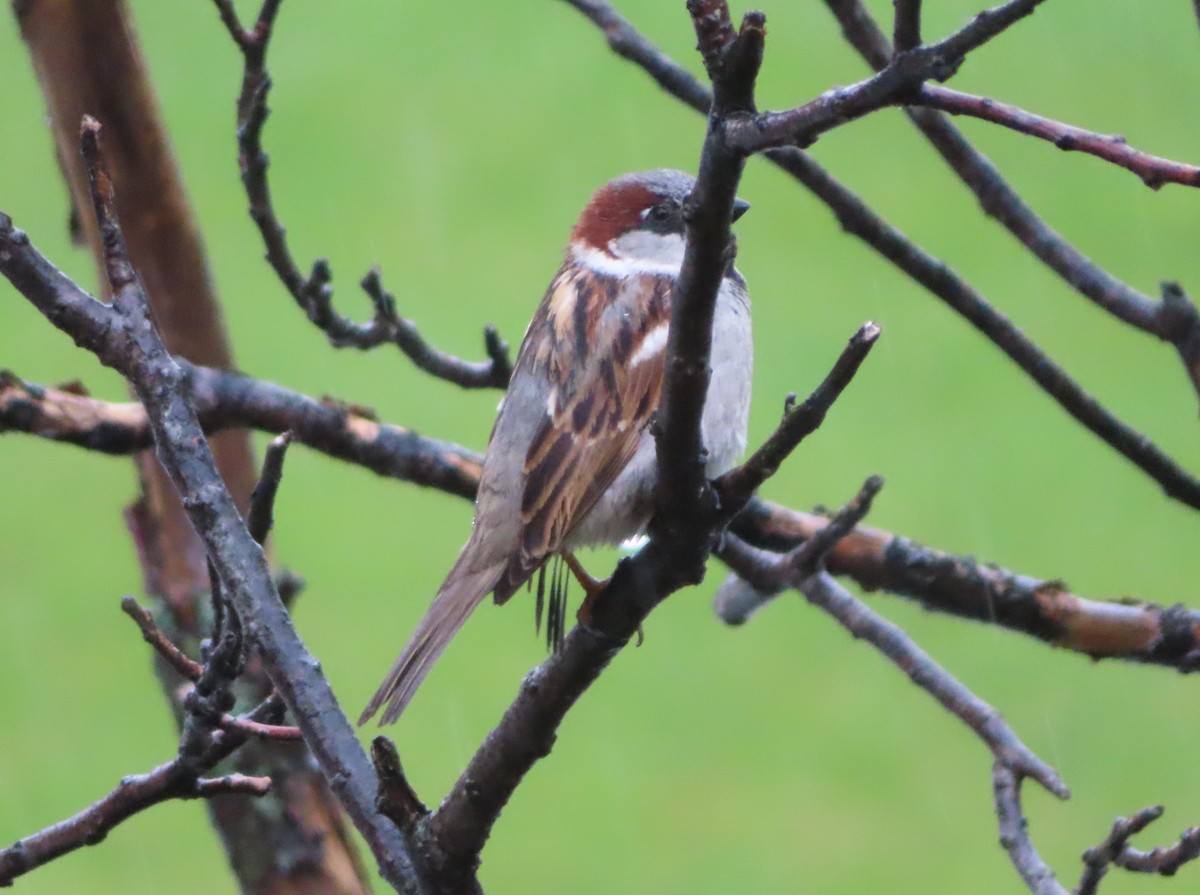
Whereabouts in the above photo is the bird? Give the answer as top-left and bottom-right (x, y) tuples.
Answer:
(360, 169), (752, 725)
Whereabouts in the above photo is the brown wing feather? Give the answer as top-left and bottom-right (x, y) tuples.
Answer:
(497, 269), (671, 599)
(361, 263), (673, 723)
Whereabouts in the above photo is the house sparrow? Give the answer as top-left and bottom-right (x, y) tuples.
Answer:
(360, 169), (752, 725)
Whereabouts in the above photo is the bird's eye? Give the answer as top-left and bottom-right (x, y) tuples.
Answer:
(647, 204), (672, 223)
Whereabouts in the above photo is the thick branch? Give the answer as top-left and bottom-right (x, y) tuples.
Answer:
(723, 497), (1200, 672)
(0, 141), (425, 893)
(7, 368), (1196, 673)
(416, 8), (774, 885)
(892, 0), (921, 52)
(0, 367), (481, 501)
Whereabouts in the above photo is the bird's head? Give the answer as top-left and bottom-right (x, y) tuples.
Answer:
(569, 169), (750, 273)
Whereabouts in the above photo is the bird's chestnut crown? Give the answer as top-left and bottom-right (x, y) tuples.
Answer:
(570, 169), (749, 267)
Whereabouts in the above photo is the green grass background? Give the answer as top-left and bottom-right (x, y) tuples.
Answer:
(2, 1), (1199, 892)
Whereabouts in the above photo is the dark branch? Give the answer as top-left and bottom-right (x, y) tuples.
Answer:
(208, 0), (511, 389)
(0, 123), (426, 893)
(8, 368), (1197, 674)
(914, 84), (1200, 189)
(718, 481), (1067, 798)
(892, 0), (921, 52)
(718, 0), (1048, 153)
(821, 0), (1200, 408)
(723, 497), (1200, 673)
(246, 430), (291, 544)
(417, 9), (787, 884)
(0, 757), (272, 886)
(0, 367), (482, 501)
(561, 0), (1200, 511)
(1078, 807), (1200, 895)
(714, 321), (879, 509)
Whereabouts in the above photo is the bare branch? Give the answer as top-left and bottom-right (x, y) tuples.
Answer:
(821, 0), (1200, 407)
(8, 366), (1197, 675)
(715, 321), (879, 509)
(218, 713), (303, 741)
(1077, 806), (1200, 894)
(994, 770), (1200, 895)
(892, 0), (921, 52)
(914, 85), (1200, 189)
(120, 595), (205, 681)
(0, 757), (271, 886)
(718, 480), (1066, 797)
(207, 0), (511, 389)
(723, 497), (1200, 672)
(246, 430), (291, 544)
(408, 8), (774, 884)
(0, 125), (425, 892)
(993, 763), (1065, 895)
(719, 0), (1049, 153)
(560, 0), (1200, 511)
(0, 367), (482, 500)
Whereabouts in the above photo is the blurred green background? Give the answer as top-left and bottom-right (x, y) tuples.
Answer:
(2, 1), (1199, 892)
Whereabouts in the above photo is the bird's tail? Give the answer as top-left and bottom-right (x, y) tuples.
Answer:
(359, 549), (507, 726)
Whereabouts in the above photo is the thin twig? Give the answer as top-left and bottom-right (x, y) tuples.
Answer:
(120, 596), (205, 681)
(247, 430), (291, 544)
(0, 757), (272, 886)
(718, 479), (1067, 797)
(914, 85), (1200, 189)
(208, 0), (511, 389)
(993, 763), (1065, 895)
(714, 321), (879, 509)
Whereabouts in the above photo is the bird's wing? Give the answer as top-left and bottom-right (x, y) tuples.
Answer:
(359, 264), (673, 724)
(491, 264), (672, 600)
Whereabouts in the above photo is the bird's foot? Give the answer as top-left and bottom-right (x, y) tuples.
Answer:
(564, 552), (644, 647)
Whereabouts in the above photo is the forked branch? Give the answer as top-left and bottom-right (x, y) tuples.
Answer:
(209, 0), (512, 388)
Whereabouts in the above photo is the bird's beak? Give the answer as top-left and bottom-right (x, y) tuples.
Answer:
(731, 198), (751, 222)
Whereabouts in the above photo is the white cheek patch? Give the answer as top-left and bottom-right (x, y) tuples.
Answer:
(631, 322), (669, 366)
(570, 242), (681, 278)
(609, 230), (687, 267)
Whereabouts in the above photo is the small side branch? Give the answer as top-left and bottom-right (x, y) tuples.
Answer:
(208, 0), (511, 388)
(1077, 807), (1200, 894)
(0, 759), (271, 885)
(719, 480), (1066, 796)
(715, 321), (879, 509)
(914, 85), (1200, 190)
(723, 497), (1200, 672)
